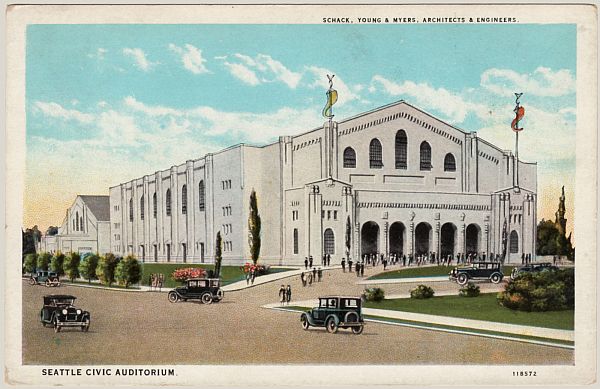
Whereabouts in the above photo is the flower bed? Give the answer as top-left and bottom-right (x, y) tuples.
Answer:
(171, 267), (208, 282)
(241, 262), (270, 275)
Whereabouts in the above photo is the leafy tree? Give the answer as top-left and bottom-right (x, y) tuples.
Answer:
(214, 231), (223, 278)
(79, 253), (100, 283)
(115, 255), (142, 288)
(46, 226), (59, 236)
(96, 253), (119, 286)
(36, 252), (51, 271)
(23, 253), (37, 274)
(63, 252), (81, 282)
(50, 251), (65, 276)
(248, 189), (261, 265)
(22, 229), (37, 259)
(536, 219), (561, 255)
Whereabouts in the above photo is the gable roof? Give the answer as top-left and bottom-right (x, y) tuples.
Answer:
(79, 195), (110, 221)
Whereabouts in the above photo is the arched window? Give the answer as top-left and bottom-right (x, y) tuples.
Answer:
(395, 130), (407, 169)
(165, 189), (171, 216)
(444, 153), (456, 172)
(129, 199), (133, 222)
(369, 139), (383, 169)
(181, 185), (187, 214)
(510, 230), (519, 253)
(140, 195), (145, 220)
(343, 147), (356, 168)
(420, 141), (432, 171)
(293, 228), (299, 254)
(198, 180), (205, 211)
(324, 228), (335, 255)
(152, 193), (157, 219)
(76, 212), (80, 231)
(80, 216), (84, 232)
(73, 219), (75, 231)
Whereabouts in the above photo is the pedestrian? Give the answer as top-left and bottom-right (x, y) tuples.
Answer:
(309, 256), (313, 268)
(341, 258), (346, 272)
(553, 255), (557, 265)
(521, 252), (525, 264)
(246, 271), (250, 285)
(327, 254), (331, 267)
(322, 254), (326, 266)
(312, 267), (317, 282)
(251, 269), (256, 285)
(402, 254), (406, 267)
(360, 262), (365, 277)
(355, 263), (360, 277)
(300, 272), (306, 287)
(383, 258), (387, 270)
(318, 267), (323, 282)
(286, 285), (292, 304)
(304, 257), (308, 270)
(348, 258), (353, 272)
(278, 284), (286, 305)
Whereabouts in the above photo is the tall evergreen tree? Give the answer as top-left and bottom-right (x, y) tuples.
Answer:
(248, 189), (261, 265)
(214, 231), (223, 278)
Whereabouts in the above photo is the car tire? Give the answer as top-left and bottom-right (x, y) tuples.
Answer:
(168, 291), (179, 303)
(300, 315), (310, 330)
(82, 318), (90, 332)
(344, 311), (359, 324)
(201, 293), (213, 305)
(326, 317), (338, 334)
(45, 279), (51, 287)
(29, 278), (36, 286)
(457, 273), (468, 285)
(351, 325), (364, 335)
(490, 273), (502, 284)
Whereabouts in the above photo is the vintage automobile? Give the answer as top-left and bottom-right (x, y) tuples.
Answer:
(168, 278), (224, 304)
(449, 262), (504, 285)
(300, 296), (364, 334)
(510, 262), (560, 280)
(29, 271), (60, 287)
(40, 295), (90, 333)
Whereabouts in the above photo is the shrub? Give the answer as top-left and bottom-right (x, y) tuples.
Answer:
(63, 252), (81, 282)
(79, 253), (100, 283)
(36, 252), (51, 271)
(362, 287), (385, 302)
(410, 284), (435, 299)
(96, 253), (119, 286)
(497, 268), (574, 312)
(50, 252), (65, 276)
(23, 253), (37, 274)
(115, 255), (142, 288)
(172, 267), (208, 282)
(459, 282), (480, 297)
(241, 262), (270, 276)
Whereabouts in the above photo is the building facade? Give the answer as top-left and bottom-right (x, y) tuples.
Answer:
(38, 195), (111, 255)
(109, 100), (537, 265)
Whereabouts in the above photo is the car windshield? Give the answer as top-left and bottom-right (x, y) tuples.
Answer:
(53, 299), (74, 306)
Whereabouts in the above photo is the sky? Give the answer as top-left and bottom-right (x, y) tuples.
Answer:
(25, 24), (576, 236)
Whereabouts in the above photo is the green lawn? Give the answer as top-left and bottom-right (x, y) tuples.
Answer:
(368, 265), (516, 280)
(140, 263), (294, 288)
(364, 293), (573, 330)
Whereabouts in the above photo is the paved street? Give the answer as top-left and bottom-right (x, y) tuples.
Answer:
(22, 267), (574, 365)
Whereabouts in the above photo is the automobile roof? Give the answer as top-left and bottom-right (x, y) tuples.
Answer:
(44, 295), (77, 300)
(319, 296), (361, 299)
(187, 278), (220, 281)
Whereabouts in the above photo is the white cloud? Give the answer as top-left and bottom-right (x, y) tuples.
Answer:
(481, 67), (575, 97)
(124, 96), (183, 117)
(258, 54), (301, 88)
(34, 101), (94, 123)
(223, 62), (260, 86)
(88, 47), (107, 60)
(123, 48), (156, 71)
(168, 43), (209, 74)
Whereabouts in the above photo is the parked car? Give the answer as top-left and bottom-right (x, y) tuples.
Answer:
(510, 262), (559, 280)
(29, 271), (60, 287)
(168, 278), (224, 304)
(300, 296), (364, 334)
(449, 262), (504, 285)
(40, 295), (90, 333)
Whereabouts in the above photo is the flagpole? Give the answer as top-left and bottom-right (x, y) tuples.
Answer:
(513, 93), (523, 190)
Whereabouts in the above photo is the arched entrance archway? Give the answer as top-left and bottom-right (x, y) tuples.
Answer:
(361, 222), (379, 256)
(466, 224), (481, 256)
(389, 222), (405, 256)
(509, 230), (519, 254)
(440, 223), (457, 258)
(324, 228), (335, 255)
(415, 222), (432, 255)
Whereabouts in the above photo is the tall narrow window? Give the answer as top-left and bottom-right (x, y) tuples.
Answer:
(395, 130), (408, 169)
(343, 147), (356, 168)
(420, 141), (432, 171)
(152, 193), (157, 218)
(76, 212), (80, 230)
(293, 228), (299, 254)
(129, 199), (133, 222)
(181, 185), (187, 214)
(80, 216), (84, 232)
(510, 230), (519, 253)
(369, 138), (383, 169)
(198, 180), (205, 211)
(444, 153), (456, 172)
(140, 195), (145, 220)
(324, 228), (335, 254)
(165, 189), (171, 216)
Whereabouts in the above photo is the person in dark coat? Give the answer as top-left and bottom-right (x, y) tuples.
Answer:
(304, 257), (308, 270)
(341, 258), (346, 272)
(309, 256), (313, 268)
(355, 263), (360, 277)
(317, 268), (323, 282)
(285, 285), (292, 304)
(327, 254), (331, 267)
(360, 262), (365, 277)
(278, 284), (286, 305)
(348, 258), (353, 272)
(521, 252), (525, 264)
(312, 267), (317, 282)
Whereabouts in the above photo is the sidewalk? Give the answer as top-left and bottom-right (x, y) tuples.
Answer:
(264, 297), (573, 342)
(358, 276), (449, 285)
(222, 266), (340, 292)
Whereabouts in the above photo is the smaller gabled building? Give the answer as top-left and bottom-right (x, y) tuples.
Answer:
(38, 195), (111, 255)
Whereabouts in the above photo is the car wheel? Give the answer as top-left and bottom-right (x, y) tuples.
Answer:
(300, 315), (310, 330)
(28, 278), (36, 286)
(326, 317), (338, 334)
(168, 291), (179, 303)
(351, 325), (364, 335)
(82, 318), (90, 332)
(45, 279), (51, 287)
(457, 273), (468, 285)
(201, 293), (213, 305)
(490, 273), (502, 284)
(344, 311), (359, 324)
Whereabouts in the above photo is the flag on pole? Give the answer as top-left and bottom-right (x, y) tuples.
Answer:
(511, 106), (525, 132)
(322, 88), (338, 118)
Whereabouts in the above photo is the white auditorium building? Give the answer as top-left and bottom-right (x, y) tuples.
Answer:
(108, 100), (537, 265)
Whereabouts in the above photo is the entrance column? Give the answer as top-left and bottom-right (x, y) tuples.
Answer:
(383, 221), (389, 256)
(353, 222), (360, 261)
(409, 222), (415, 255)
(459, 223), (466, 257)
(484, 223), (490, 259)
(434, 222), (441, 259)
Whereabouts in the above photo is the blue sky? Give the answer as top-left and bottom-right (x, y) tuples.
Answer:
(25, 23), (576, 230)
